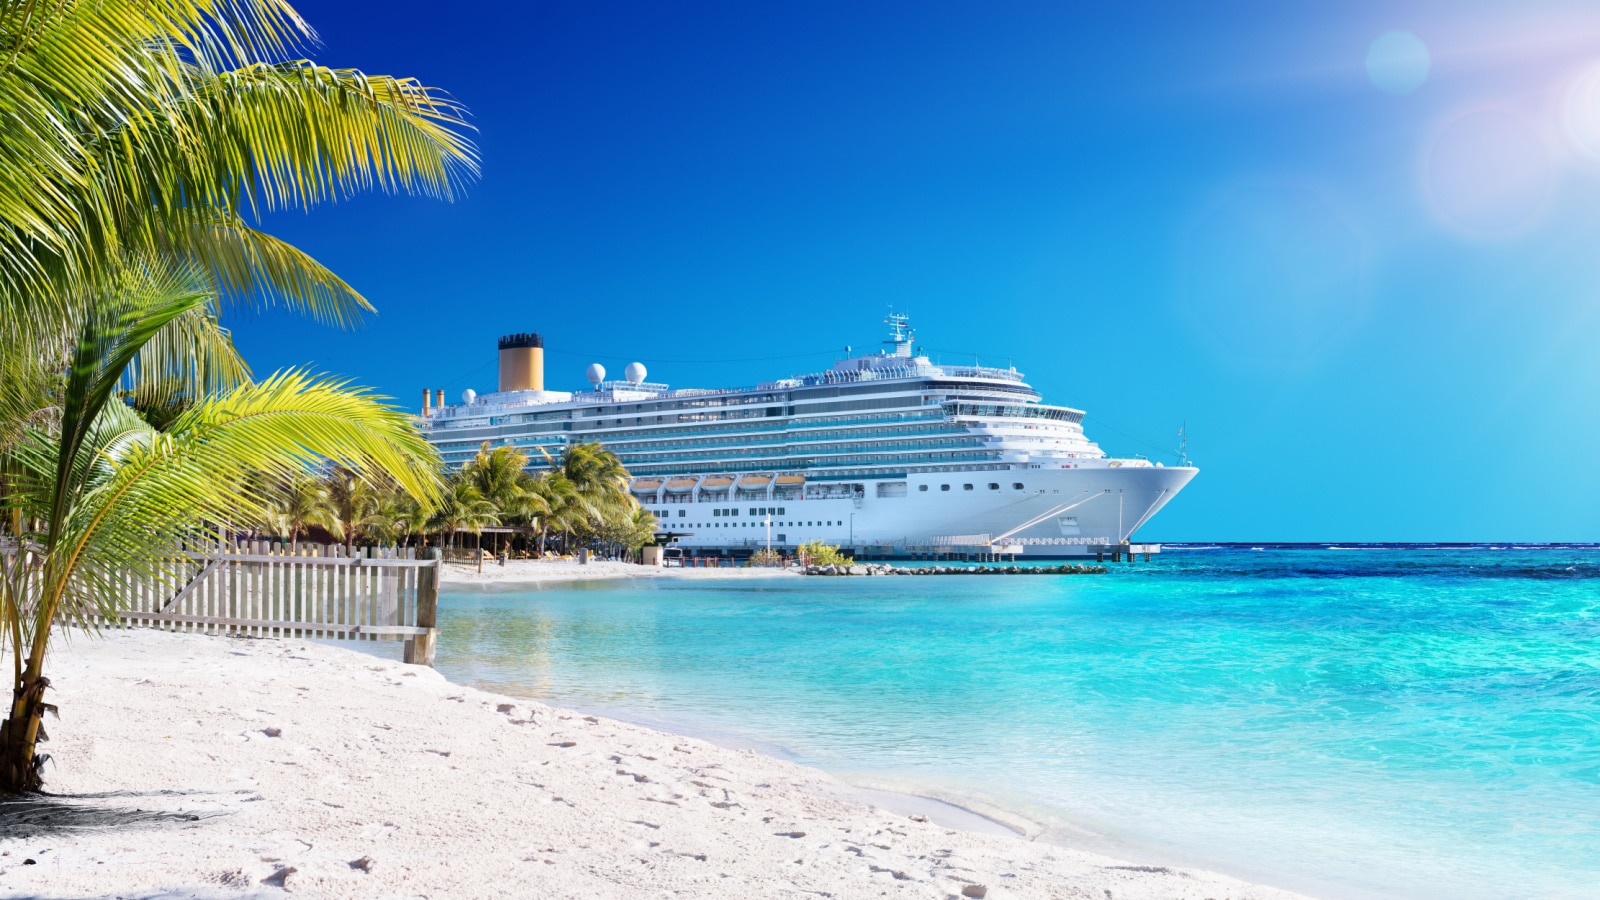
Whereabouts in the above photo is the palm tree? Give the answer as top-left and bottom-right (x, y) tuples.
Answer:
(0, 0), (473, 795)
(394, 491), (435, 549)
(0, 278), (440, 793)
(322, 466), (380, 554)
(463, 443), (531, 510)
(598, 507), (658, 561)
(357, 499), (404, 549)
(271, 472), (333, 552)
(0, 0), (476, 339)
(552, 442), (635, 550)
(525, 471), (577, 556)
(429, 478), (499, 554)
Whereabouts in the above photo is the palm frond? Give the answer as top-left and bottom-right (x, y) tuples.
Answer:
(184, 216), (372, 327)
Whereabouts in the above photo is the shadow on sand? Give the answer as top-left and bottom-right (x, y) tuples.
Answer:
(0, 789), (227, 839)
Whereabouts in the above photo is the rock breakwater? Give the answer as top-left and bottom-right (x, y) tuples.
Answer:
(804, 563), (1106, 576)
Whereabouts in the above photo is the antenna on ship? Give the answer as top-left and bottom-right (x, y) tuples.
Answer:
(883, 306), (914, 358)
(1178, 421), (1190, 467)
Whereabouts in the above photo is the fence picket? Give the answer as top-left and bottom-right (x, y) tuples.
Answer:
(5, 540), (445, 665)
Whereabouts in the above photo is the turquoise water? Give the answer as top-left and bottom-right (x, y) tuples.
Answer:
(433, 549), (1600, 898)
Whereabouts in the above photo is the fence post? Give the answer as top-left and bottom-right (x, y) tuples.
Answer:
(405, 547), (441, 666)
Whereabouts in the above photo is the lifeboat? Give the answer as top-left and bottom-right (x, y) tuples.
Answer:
(775, 475), (805, 485)
(664, 477), (698, 492)
(630, 479), (663, 493)
(700, 476), (734, 488)
(737, 474), (773, 488)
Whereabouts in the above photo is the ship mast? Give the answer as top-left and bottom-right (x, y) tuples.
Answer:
(883, 309), (914, 358)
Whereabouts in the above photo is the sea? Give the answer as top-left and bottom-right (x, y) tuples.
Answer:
(428, 546), (1600, 899)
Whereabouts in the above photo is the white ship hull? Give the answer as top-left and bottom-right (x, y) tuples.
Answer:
(643, 464), (1197, 557)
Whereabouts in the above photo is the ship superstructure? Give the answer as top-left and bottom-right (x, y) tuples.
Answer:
(420, 316), (1196, 557)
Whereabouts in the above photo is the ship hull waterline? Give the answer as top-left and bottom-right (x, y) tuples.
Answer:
(640, 465), (1197, 557)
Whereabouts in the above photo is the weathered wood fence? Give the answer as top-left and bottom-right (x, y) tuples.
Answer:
(109, 542), (443, 665)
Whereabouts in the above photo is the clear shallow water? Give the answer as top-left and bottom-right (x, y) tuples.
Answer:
(433, 548), (1600, 899)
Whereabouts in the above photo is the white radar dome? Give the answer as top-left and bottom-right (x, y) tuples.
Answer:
(586, 363), (606, 387)
(461, 388), (477, 404)
(625, 362), (647, 384)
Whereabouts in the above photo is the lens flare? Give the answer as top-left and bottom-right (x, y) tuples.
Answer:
(1366, 31), (1431, 95)
(1423, 108), (1554, 236)
(1562, 63), (1600, 163)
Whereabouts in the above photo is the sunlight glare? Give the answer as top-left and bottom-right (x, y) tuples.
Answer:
(1423, 108), (1554, 236)
(1562, 63), (1600, 164)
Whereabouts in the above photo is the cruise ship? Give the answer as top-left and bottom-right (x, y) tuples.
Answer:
(419, 316), (1196, 557)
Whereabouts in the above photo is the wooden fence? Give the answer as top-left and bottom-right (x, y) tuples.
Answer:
(109, 542), (443, 665)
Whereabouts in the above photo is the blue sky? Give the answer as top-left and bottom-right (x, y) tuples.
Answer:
(240, 0), (1600, 541)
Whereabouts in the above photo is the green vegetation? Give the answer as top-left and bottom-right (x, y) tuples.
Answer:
(249, 441), (658, 561)
(0, 1), (473, 794)
(746, 549), (785, 567)
(798, 541), (850, 567)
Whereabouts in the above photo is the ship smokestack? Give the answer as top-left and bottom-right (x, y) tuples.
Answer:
(435, 388), (444, 410)
(422, 388), (432, 418)
(498, 332), (544, 392)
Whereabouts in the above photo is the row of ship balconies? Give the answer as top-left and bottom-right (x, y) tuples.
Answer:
(436, 434), (1034, 467)
(433, 418), (1090, 462)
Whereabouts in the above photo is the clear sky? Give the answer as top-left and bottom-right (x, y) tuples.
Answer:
(238, 0), (1600, 542)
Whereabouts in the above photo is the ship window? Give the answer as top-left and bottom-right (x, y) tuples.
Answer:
(918, 485), (928, 492)
(988, 483), (999, 490)
(1013, 483), (1024, 490)
(777, 507), (785, 515)
(963, 483), (973, 490)
(940, 484), (950, 491)
(678, 510), (685, 517)
(750, 508), (758, 516)
(733, 508), (739, 515)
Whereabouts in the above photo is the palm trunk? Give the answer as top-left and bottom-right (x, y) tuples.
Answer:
(0, 653), (52, 794)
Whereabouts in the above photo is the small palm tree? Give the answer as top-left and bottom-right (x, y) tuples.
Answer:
(525, 471), (576, 555)
(357, 480), (419, 549)
(561, 442), (632, 509)
(273, 472), (334, 552)
(545, 442), (635, 552)
(0, 277), (439, 793)
(323, 467), (379, 554)
(463, 442), (531, 510)
(395, 492), (435, 549)
(430, 477), (499, 553)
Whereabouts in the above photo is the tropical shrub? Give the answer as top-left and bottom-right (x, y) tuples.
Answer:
(747, 549), (785, 567)
(798, 541), (849, 567)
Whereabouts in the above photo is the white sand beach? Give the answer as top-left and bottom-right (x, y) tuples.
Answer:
(440, 557), (800, 586)
(1, 629), (1305, 899)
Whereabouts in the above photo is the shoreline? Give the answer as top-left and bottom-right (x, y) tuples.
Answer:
(453, 672), (1335, 900)
(9, 628), (1307, 898)
(429, 559), (1340, 898)
(439, 557), (800, 587)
